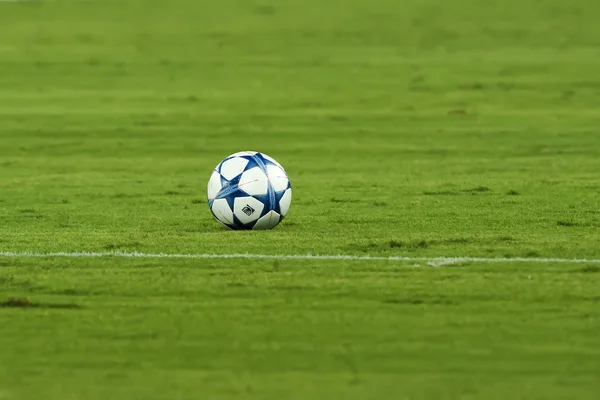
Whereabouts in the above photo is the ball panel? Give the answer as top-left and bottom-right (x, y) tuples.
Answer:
(266, 164), (289, 192)
(232, 214), (257, 230)
(233, 196), (265, 225)
(279, 188), (292, 217)
(207, 171), (222, 200)
(260, 153), (284, 170)
(253, 210), (281, 230)
(250, 193), (275, 214)
(211, 198), (234, 225)
(238, 167), (268, 196)
(229, 151), (258, 157)
(220, 157), (250, 180)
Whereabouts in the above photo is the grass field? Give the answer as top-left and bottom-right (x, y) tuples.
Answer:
(1, 0), (600, 399)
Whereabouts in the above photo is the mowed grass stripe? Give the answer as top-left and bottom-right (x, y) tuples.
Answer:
(1, 251), (600, 266)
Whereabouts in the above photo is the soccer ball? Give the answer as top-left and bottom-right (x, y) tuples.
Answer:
(207, 151), (292, 230)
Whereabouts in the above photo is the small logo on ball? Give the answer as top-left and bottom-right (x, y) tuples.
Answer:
(242, 205), (255, 216)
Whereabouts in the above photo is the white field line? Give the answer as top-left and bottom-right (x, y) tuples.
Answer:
(1, 251), (600, 267)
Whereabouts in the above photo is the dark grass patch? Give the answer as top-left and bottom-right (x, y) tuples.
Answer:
(165, 190), (182, 196)
(206, 271), (236, 277)
(522, 250), (541, 258)
(434, 274), (464, 280)
(383, 297), (457, 305)
(22, 215), (46, 220)
(346, 235), (518, 253)
(349, 243), (380, 252)
(104, 242), (142, 250)
(166, 95), (200, 103)
(577, 265), (600, 273)
(269, 285), (313, 292)
(462, 186), (491, 193)
(424, 186), (492, 195)
(19, 208), (37, 214)
(191, 199), (206, 204)
(60, 199), (71, 204)
(423, 190), (459, 196)
(0, 297), (81, 309)
(373, 201), (387, 207)
(558, 295), (600, 303)
(411, 240), (429, 249)
(458, 83), (484, 90)
(330, 197), (361, 203)
(384, 298), (424, 305)
(506, 189), (520, 195)
(403, 237), (479, 247)
(447, 108), (474, 116)
(227, 282), (249, 288)
(440, 237), (472, 245)
(110, 193), (145, 199)
(557, 220), (578, 227)
(386, 240), (428, 249)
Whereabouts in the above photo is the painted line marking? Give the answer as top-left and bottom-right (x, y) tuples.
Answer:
(0, 251), (599, 266)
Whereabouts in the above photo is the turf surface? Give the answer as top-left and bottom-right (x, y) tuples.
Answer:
(1, 0), (600, 399)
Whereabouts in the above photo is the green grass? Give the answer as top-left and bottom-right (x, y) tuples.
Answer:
(1, 0), (600, 398)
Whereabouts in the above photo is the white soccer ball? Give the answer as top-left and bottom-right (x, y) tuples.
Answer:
(207, 151), (292, 230)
